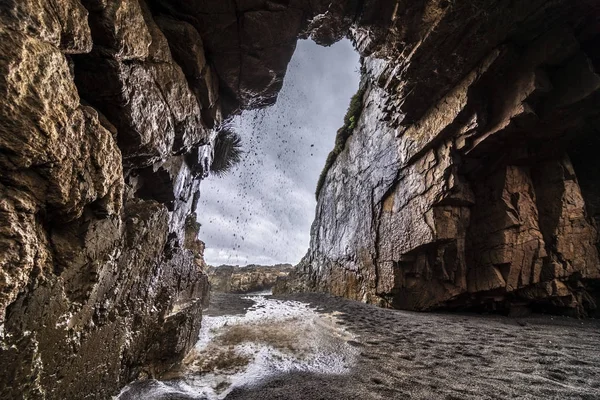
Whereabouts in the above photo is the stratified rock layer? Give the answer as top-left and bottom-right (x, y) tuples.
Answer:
(278, 0), (600, 317)
(207, 264), (293, 293)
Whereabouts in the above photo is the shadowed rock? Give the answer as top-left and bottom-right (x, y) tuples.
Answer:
(277, 0), (600, 317)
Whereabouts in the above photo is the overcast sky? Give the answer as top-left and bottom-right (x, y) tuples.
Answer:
(196, 39), (360, 266)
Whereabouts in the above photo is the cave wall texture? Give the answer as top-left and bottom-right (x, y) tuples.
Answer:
(1, 0), (600, 398)
(277, 0), (600, 318)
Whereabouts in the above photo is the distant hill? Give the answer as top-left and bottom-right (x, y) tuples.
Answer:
(206, 264), (293, 293)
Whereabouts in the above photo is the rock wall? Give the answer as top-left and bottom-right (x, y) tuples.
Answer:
(0, 0), (218, 397)
(208, 264), (293, 293)
(278, 0), (600, 317)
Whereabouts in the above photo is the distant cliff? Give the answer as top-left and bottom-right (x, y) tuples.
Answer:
(208, 264), (293, 293)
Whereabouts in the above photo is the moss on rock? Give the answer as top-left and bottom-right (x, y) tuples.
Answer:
(315, 85), (366, 199)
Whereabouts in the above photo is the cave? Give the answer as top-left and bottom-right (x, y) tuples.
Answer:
(1, 0), (600, 398)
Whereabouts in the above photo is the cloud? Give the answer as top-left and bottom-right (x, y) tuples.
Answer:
(196, 39), (360, 266)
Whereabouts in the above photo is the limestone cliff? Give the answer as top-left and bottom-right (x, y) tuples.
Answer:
(278, 0), (600, 317)
(207, 264), (293, 293)
(0, 1), (215, 398)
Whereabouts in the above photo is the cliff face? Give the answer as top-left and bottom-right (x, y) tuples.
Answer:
(280, 0), (600, 316)
(0, 1), (214, 398)
(208, 264), (293, 293)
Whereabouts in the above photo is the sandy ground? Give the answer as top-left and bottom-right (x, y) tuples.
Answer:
(119, 292), (600, 400)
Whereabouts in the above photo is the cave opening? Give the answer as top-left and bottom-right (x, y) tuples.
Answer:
(197, 39), (360, 267)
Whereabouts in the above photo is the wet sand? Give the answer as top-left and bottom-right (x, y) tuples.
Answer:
(120, 292), (600, 400)
(230, 292), (600, 400)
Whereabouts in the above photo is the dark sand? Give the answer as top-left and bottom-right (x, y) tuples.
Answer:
(225, 292), (600, 400)
(120, 292), (600, 400)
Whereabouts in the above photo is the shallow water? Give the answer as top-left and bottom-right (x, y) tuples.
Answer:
(116, 293), (357, 400)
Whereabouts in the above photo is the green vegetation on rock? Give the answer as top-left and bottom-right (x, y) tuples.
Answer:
(185, 214), (201, 232)
(315, 85), (366, 199)
(212, 129), (243, 176)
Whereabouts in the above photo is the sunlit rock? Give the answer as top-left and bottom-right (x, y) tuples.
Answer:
(207, 264), (293, 293)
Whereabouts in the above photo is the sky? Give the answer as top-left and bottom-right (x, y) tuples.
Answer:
(196, 39), (360, 266)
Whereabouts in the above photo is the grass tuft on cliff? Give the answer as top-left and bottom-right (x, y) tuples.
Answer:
(185, 214), (201, 232)
(315, 85), (366, 199)
(211, 129), (243, 176)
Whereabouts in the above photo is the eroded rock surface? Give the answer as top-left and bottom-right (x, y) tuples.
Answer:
(277, 0), (600, 317)
(1, 0), (600, 398)
(0, 0), (216, 398)
(208, 264), (293, 293)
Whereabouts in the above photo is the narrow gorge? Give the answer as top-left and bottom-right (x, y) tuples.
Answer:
(0, 0), (599, 399)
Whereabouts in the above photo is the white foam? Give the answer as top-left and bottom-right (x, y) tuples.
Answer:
(117, 295), (357, 400)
